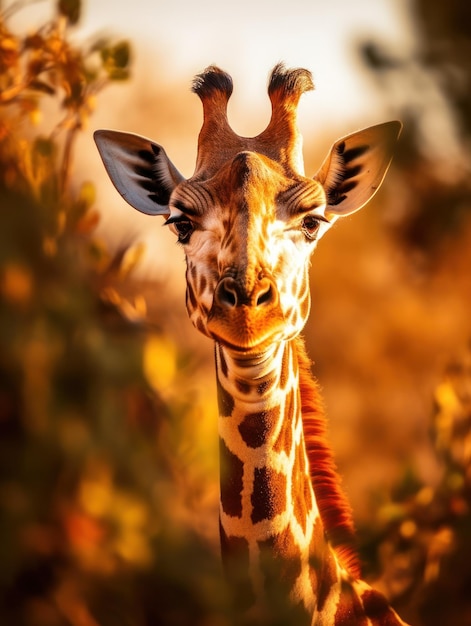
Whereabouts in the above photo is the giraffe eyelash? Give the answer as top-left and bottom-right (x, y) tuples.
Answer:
(301, 215), (322, 240)
(164, 214), (195, 244)
(164, 214), (186, 226)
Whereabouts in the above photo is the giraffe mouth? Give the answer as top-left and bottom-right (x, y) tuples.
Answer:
(207, 305), (286, 352)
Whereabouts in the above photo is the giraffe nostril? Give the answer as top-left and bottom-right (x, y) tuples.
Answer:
(215, 276), (278, 309)
(215, 277), (239, 308)
(256, 280), (276, 306)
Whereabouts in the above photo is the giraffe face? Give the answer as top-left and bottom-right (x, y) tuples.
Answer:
(166, 151), (330, 351)
(95, 66), (401, 351)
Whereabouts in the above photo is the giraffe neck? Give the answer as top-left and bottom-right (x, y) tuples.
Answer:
(215, 338), (409, 625)
(216, 339), (338, 622)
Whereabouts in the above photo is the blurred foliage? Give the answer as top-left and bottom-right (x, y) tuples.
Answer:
(357, 346), (471, 625)
(1, 1), (470, 626)
(357, 1), (471, 624)
(0, 2), (225, 626)
(358, 0), (471, 264)
(0, 0), (131, 197)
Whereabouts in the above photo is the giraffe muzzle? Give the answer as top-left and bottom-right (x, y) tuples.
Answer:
(207, 275), (285, 351)
(214, 275), (278, 309)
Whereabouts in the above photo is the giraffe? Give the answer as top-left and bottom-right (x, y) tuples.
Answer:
(94, 64), (409, 625)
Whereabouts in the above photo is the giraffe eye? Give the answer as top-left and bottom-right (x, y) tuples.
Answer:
(174, 219), (194, 243)
(165, 216), (194, 244)
(301, 215), (321, 240)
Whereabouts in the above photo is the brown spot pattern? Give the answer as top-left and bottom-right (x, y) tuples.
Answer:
(186, 282), (198, 310)
(299, 292), (310, 321)
(258, 526), (308, 621)
(257, 376), (276, 395)
(220, 438), (243, 517)
(258, 525), (302, 589)
(258, 524), (313, 624)
(309, 518), (338, 611)
(235, 378), (251, 394)
(251, 466), (287, 523)
(273, 388), (294, 454)
(289, 309), (300, 330)
(238, 405), (280, 449)
(279, 345), (290, 389)
(291, 441), (311, 534)
(218, 344), (228, 377)
(217, 378), (234, 416)
(195, 317), (206, 334)
(362, 589), (401, 626)
(219, 521), (256, 612)
(334, 580), (368, 626)
(308, 518), (322, 599)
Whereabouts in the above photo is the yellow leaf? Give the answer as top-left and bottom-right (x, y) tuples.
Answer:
(111, 493), (148, 528)
(119, 242), (146, 279)
(133, 295), (147, 317)
(79, 479), (112, 517)
(399, 519), (417, 539)
(434, 381), (461, 414)
(117, 295), (147, 322)
(101, 286), (121, 306)
(143, 334), (177, 391)
(79, 181), (96, 208)
(79, 460), (113, 517)
(75, 209), (100, 235)
(85, 94), (97, 113)
(434, 380), (462, 452)
(29, 108), (42, 126)
(88, 237), (110, 272)
(114, 530), (151, 567)
(0, 36), (19, 52)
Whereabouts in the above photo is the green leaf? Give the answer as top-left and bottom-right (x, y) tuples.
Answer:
(33, 137), (56, 158)
(78, 181), (96, 209)
(100, 41), (131, 78)
(108, 68), (130, 81)
(111, 41), (130, 69)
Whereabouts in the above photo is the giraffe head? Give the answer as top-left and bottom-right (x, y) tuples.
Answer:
(95, 64), (400, 352)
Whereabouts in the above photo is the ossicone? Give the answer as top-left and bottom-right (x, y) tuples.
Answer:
(191, 63), (315, 177)
(192, 65), (233, 102)
(267, 63), (315, 106)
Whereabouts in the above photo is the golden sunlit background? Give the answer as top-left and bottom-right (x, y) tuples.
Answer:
(1, 0), (470, 625)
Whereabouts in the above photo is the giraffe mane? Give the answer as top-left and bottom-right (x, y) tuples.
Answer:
(295, 337), (362, 579)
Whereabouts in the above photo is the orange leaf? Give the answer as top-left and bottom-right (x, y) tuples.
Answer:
(75, 209), (100, 235)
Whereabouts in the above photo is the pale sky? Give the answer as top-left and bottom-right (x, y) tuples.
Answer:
(79, 0), (415, 134)
(11, 0), (417, 142)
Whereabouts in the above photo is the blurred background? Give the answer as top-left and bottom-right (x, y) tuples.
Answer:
(1, 0), (470, 624)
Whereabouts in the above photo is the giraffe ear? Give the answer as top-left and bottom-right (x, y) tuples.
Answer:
(94, 130), (185, 216)
(314, 121), (402, 218)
